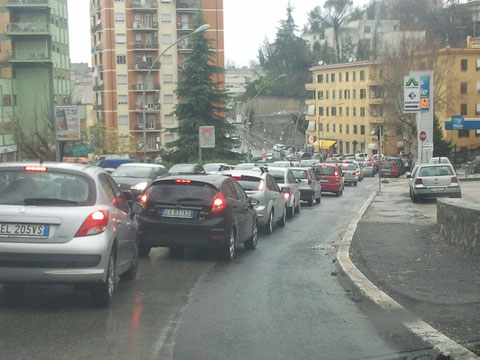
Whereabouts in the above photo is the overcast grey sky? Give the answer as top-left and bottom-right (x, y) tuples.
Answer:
(67, 0), (370, 67)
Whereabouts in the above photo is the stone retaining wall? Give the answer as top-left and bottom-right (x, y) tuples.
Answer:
(437, 199), (480, 256)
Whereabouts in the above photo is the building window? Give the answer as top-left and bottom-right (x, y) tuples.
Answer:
(331, 73), (335, 82)
(332, 90), (336, 100)
(360, 107), (366, 116)
(164, 94), (174, 104)
(353, 89), (356, 99)
(460, 82), (468, 94)
(461, 103), (467, 115)
(118, 115), (129, 125)
(319, 123), (323, 132)
(360, 70), (365, 81)
(165, 134), (175, 143)
(346, 72), (349, 82)
(339, 124), (343, 133)
(361, 125), (365, 135)
(344, 90), (350, 99)
(116, 34), (126, 43)
(339, 90), (342, 99)
(476, 104), (480, 115)
(360, 89), (366, 99)
(319, 107), (324, 116)
(326, 124), (330, 132)
(476, 58), (480, 71)
(339, 107), (343, 116)
(339, 72), (342, 82)
(326, 107), (330, 116)
(346, 125), (350, 134)
(333, 124), (336, 133)
(317, 74), (323, 83)
(117, 75), (127, 84)
(353, 125), (358, 134)
(161, 14), (171, 24)
(353, 107), (357, 116)
(163, 55), (173, 64)
(331, 107), (337, 116)
(346, 107), (349, 116)
(3, 95), (11, 106)
(163, 74), (173, 84)
(461, 59), (468, 71)
(364, 26), (371, 33)
(346, 142), (350, 153)
(458, 130), (470, 137)
(162, 34), (172, 44)
(117, 55), (126, 64)
(326, 90), (329, 99)
(164, 114), (174, 124)
(353, 71), (356, 81)
(115, 13), (125, 23)
(118, 95), (128, 104)
(318, 90), (324, 99)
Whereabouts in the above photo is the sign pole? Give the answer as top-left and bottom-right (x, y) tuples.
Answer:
(199, 144), (202, 165)
(378, 126), (382, 193)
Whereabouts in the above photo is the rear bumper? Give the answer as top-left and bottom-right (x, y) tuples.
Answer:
(300, 189), (314, 200)
(139, 216), (230, 248)
(414, 186), (461, 198)
(344, 176), (358, 184)
(319, 183), (342, 193)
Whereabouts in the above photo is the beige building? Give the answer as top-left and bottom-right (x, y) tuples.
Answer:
(305, 60), (403, 156)
(90, 0), (224, 159)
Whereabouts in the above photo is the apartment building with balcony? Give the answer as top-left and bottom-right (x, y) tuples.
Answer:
(90, 0), (224, 158)
(305, 60), (403, 156)
(0, 0), (72, 161)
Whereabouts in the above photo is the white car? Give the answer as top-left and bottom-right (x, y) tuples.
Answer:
(268, 167), (301, 218)
(429, 157), (451, 165)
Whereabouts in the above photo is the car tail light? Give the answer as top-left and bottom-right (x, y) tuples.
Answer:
(334, 171), (339, 176)
(414, 178), (423, 185)
(25, 166), (47, 173)
(451, 177), (459, 183)
(211, 192), (226, 213)
(231, 174), (242, 179)
(75, 210), (109, 237)
(258, 180), (265, 191)
(354, 171), (360, 176)
(283, 187), (291, 200)
(139, 193), (148, 205)
(175, 179), (191, 184)
(308, 179), (312, 185)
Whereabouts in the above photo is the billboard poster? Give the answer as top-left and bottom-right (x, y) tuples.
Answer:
(55, 106), (80, 141)
(420, 76), (430, 111)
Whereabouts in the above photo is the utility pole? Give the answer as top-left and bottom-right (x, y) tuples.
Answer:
(378, 126), (382, 193)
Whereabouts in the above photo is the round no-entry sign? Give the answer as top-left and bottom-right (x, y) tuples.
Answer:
(419, 131), (427, 142)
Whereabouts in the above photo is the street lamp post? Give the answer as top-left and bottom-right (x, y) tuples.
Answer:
(243, 73), (287, 159)
(141, 24), (210, 161)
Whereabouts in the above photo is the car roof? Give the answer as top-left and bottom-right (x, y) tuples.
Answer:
(290, 167), (310, 171)
(117, 163), (166, 168)
(220, 170), (265, 178)
(313, 163), (337, 167)
(151, 174), (227, 187)
(0, 162), (103, 176)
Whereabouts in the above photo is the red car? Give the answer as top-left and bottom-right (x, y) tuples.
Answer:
(380, 161), (399, 177)
(312, 164), (344, 197)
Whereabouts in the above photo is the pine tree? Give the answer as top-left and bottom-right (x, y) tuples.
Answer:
(165, 13), (240, 163)
(433, 115), (453, 157)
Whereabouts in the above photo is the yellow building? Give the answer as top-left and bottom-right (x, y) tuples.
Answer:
(305, 60), (403, 156)
(436, 37), (480, 152)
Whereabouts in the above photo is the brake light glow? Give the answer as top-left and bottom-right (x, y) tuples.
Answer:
(283, 187), (291, 200)
(354, 171), (360, 176)
(451, 177), (459, 183)
(75, 210), (109, 237)
(334, 171), (339, 176)
(258, 180), (265, 191)
(231, 174), (243, 179)
(414, 178), (423, 185)
(175, 179), (191, 184)
(24, 166), (47, 173)
(140, 194), (147, 205)
(211, 192), (226, 213)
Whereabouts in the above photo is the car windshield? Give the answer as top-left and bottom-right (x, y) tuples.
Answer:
(268, 170), (286, 183)
(273, 162), (290, 168)
(169, 164), (195, 173)
(418, 166), (454, 177)
(112, 166), (153, 178)
(0, 169), (95, 206)
(291, 170), (308, 179)
(204, 164), (221, 172)
(148, 180), (217, 205)
(313, 166), (335, 175)
(230, 175), (262, 191)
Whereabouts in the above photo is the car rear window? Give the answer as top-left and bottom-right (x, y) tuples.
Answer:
(268, 170), (286, 183)
(313, 166), (335, 176)
(291, 170), (308, 179)
(418, 166), (454, 177)
(169, 164), (195, 173)
(112, 166), (153, 178)
(341, 164), (356, 171)
(227, 175), (262, 191)
(382, 163), (393, 168)
(147, 180), (218, 204)
(0, 168), (95, 206)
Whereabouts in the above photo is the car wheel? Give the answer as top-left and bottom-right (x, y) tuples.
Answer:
(244, 222), (258, 250)
(295, 199), (301, 214)
(119, 241), (139, 281)
(316, 195), (321, 204)
(91, 250), (115, 307)
(307, 193), (314, 206)
(222, 228), (236, 262)
(277, 207), (287, 227)
(138, 243), (151, 257)
(2, 284), (24, 302)
(263, 211), (274, 235)
(354, 182), (358, 187)
(412, 193), (419, 203)
(169, 246), (184, 258)
(286, 206), (294, 218)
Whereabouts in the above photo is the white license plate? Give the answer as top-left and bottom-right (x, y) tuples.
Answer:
(161, 209), (194, 218)
(319, 179), (329, 183)
(0, 223), (49, 237)
(429, 187), (446, 192)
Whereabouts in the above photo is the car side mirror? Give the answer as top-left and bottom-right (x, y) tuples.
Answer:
(122, 189), (134, 202)
(249, 197), (260, 207)
(406, 172), (412, 178)
(131, 202), (144, 215)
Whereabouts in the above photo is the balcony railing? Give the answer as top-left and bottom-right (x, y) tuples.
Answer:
(135, 103), (161, 111)
(5, 0), (49, 6)
(132, 83), (160, 91)
(134, 124), (161, 131)
(131, 1), (158, 10)
(90, 4), (101, 15)
(93, 83), (104, 91)
(94, 104), (104, 111)
(133, 61), (159, 70)
(8, 50), (50, 61)
(91, 22), (102, 33)
(91, 44), (102, 53)
(130, 41), (158, 49)
(177, 22), (192, 30)
(176, 2), (201, 11)
(132, 22), (158, 30)
(6, 23), (49, 34)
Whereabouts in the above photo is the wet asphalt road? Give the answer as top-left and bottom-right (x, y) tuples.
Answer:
(0, 177), (423, 360)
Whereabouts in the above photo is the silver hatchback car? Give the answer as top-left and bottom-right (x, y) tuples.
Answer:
(0, 163), (139, 306)
(407, 164), (461, 202)
(221, 170), (287, 234)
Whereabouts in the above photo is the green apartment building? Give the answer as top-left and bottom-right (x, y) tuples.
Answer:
(0, 0), (72, 161)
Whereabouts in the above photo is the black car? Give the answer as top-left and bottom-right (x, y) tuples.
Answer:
(132, 175), (258, 261)
(111, 163), (168, 199)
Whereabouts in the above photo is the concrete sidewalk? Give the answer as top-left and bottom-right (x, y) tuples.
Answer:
(349, 179), (480, 355)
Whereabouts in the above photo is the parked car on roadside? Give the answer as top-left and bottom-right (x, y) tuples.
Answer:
(222, 170), (287, 234)
(472, 156), (480, 174)
(429, 157), (452, 165)
(407, 164), (461, 202)
(111, 163), (168, 200)
(169, 163), (206, 175)
(312, 163), (344, 196)
(360, 161), (377, 177)
(0, 162), (139, 307)
(380, 161), (400, 177)
(268, 167), (301, 218)
(291, 167), (322, 206)
(133, 175), (258, 261)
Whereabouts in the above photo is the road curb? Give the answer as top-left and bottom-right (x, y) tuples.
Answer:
(336, 191), (480, 360)
(459, 177), (480, 182)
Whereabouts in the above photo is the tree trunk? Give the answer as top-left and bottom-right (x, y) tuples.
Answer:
(334, 25), (341, 63)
